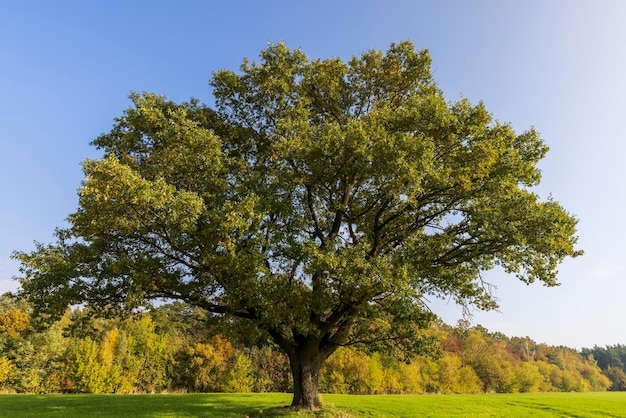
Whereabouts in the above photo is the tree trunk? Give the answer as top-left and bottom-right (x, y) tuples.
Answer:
(268, 327), (341, 410)
(288, 348), (323, 410)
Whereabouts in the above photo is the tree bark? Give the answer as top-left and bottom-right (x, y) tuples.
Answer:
(268, 324), (343, 410)
(288, 346), (324, 410)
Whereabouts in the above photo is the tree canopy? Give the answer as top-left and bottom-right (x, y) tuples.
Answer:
(15, 41), (581, 409)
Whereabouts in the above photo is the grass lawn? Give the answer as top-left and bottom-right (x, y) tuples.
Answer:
(326, 392), (626, 417)
(1, 392), (626, 417)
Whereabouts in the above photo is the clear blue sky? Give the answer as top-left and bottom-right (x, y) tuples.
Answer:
(1, 0), (625, 349)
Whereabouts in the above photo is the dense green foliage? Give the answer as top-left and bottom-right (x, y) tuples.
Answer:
(582, 345), (626, 390)
(2, 392), (626, 418)
(0, 295), (612, 395)
(14, 41), (581, 408)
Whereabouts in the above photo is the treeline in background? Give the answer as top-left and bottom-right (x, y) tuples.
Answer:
(0, 294), (623, 394)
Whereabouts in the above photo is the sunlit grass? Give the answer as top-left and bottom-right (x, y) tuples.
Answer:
(2, 392), (626, 417)
(326, 392), (626, 417)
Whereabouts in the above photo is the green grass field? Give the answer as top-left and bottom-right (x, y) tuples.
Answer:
(1, 392), (626, 417)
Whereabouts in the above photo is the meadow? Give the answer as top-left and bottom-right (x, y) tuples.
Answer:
(2, 392), (626, 417)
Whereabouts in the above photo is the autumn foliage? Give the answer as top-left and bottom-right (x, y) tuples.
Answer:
(0, 295), (613, 394)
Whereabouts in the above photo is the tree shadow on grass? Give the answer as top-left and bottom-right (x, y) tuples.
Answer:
(0, 393), (295, 418)
(246, 405), (354, 418)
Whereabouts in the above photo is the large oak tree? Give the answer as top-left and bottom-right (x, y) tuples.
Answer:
(15, 41), (581, 409)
